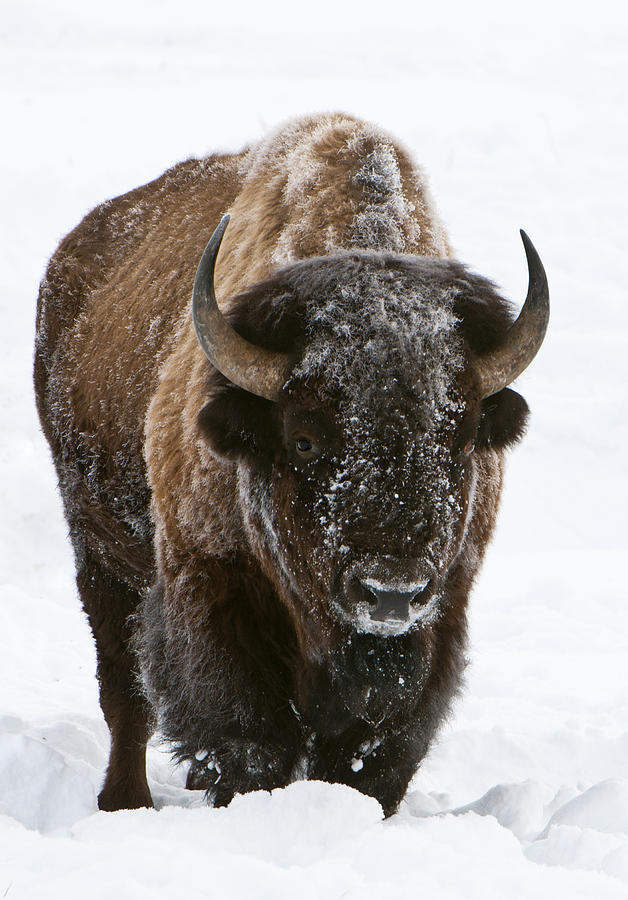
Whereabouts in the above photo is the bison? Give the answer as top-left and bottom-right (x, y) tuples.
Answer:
(34, 113), (548, 817)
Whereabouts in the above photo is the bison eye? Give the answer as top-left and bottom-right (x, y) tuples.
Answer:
(463, 438), (476, 457)
(293, 435), (321, 462)
(295, 436), (316, 457)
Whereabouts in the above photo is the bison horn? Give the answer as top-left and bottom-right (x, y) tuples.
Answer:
(192, 215), (289, 401)
(476, 230), (550, 399)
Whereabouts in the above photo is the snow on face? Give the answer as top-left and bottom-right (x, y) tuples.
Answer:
(350, 591), (443, 637)
(296, 258), (466, 542)
(242, 254), (473, 634)
(293, 257), (461, 409)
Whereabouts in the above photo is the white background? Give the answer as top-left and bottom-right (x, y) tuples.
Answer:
(1, 0), (627, 896)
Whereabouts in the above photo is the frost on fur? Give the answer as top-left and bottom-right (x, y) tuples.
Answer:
(34, 112), (532, 817)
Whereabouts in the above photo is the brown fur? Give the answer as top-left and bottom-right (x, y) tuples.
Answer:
(35, 113), (526, 815)
(35, 150), (246, 808)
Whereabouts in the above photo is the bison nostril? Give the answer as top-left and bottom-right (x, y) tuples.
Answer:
(357, 579), (431, 622)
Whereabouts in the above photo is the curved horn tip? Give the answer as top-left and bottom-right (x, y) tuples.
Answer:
(203, 214), (231, 262)
(475, 229), (550, 399)
(216, 213), (231, 237)
(519, 229), (539, 271)
(519, 229), (549, 299)
(206, 213), (231, 255)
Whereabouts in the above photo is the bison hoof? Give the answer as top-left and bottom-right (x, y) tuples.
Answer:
(186, 754), (222, 792)
(97, 778), (154, 812)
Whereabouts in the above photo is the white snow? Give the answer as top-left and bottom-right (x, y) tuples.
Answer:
(350, 592), (442, 636)
(2, 0), (627, 896)
(361, 576), (430, 593)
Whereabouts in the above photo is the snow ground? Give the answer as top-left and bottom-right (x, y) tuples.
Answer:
(1, 0), (627, 896)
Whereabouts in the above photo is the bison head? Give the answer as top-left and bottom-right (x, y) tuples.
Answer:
(194, 218), (548, 646)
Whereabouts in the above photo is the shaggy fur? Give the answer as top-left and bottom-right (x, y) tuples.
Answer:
(34, 113), (530, 816)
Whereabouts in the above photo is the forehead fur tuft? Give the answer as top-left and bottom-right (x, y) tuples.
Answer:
(287, 253), (463, 415)
(226, 250), (516, 406)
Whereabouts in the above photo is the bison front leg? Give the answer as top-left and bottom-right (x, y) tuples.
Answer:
(76, 548), (154, 812)
(310, 726), (429, 817)
(185, 737), (300, 808)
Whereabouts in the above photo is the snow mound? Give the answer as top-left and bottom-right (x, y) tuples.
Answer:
(540, 780), (628, 838)
(524, 781), (628, 884)
(405, 779), (628, 888)
(0, 723), (96, 832)
(4, 775), (628, 899)
(449, 780), (573, 841)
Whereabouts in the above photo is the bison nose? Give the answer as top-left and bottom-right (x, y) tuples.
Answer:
(338, 557), (437, 633)
(358, 578), (431, 623)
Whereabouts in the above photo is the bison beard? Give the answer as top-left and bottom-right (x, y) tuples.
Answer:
(34, 113), (547, 817)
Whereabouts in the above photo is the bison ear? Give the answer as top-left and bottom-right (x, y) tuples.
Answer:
(197, 385), (276, 462)
(477, 387), (530, 450)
